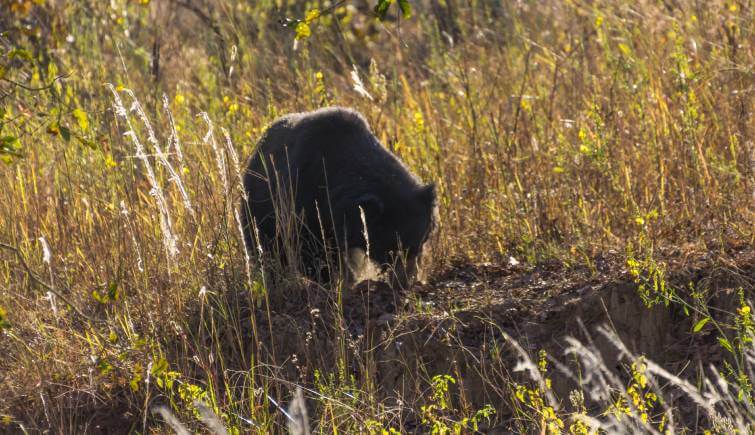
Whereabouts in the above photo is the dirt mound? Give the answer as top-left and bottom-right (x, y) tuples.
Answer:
(221, 243), (753, 426)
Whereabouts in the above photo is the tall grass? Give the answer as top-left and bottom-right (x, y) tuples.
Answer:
(0, 0), (752, 432)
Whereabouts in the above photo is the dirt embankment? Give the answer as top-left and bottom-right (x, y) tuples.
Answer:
(219, 242), (753, 427)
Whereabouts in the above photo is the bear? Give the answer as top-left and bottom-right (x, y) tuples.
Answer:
(240, 107), (437, 288)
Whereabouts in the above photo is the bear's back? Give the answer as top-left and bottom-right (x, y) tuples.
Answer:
(256, 107), (370, 151)
(254, 107), (418, 190)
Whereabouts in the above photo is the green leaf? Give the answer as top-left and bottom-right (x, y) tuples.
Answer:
(151, 358), (168, 376)
(97, 359), (113, 375)
(107, 282), (119, 301)
(398, 0), (412, 18)
(374, 0), (392, 20)
(718, 337), (734, 354)
(129, 374), (141, 392)
(0, 136), (22, 163)
(693, 317), (710, 332)
(8, 48), (32, 61)
(0, 135), (19, 151)
(0, 135), (17, 146)
(93, 283), (120, 304)
(59, 125), (71, 142)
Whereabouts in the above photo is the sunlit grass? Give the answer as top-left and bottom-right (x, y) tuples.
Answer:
(0, 0), (752, 432)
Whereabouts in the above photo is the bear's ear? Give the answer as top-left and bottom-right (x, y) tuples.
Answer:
(418, 183), (437, 207)
(355, 193), (384, 218)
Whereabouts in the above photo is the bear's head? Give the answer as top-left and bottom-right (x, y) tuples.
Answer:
(346, 183), (437, 287)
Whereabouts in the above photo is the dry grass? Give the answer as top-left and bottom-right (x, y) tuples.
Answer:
(0, 0), (752, 433)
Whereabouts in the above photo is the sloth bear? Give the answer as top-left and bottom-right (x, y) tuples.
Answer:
(240, 107), (437, 287)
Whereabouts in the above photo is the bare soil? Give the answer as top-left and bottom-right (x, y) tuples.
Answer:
(224, 239), (753, 429)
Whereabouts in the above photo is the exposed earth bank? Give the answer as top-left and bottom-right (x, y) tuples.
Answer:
(234, 241), (753, 428)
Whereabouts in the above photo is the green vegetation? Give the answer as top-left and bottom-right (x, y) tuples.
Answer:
(0, 0), (752, 433)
